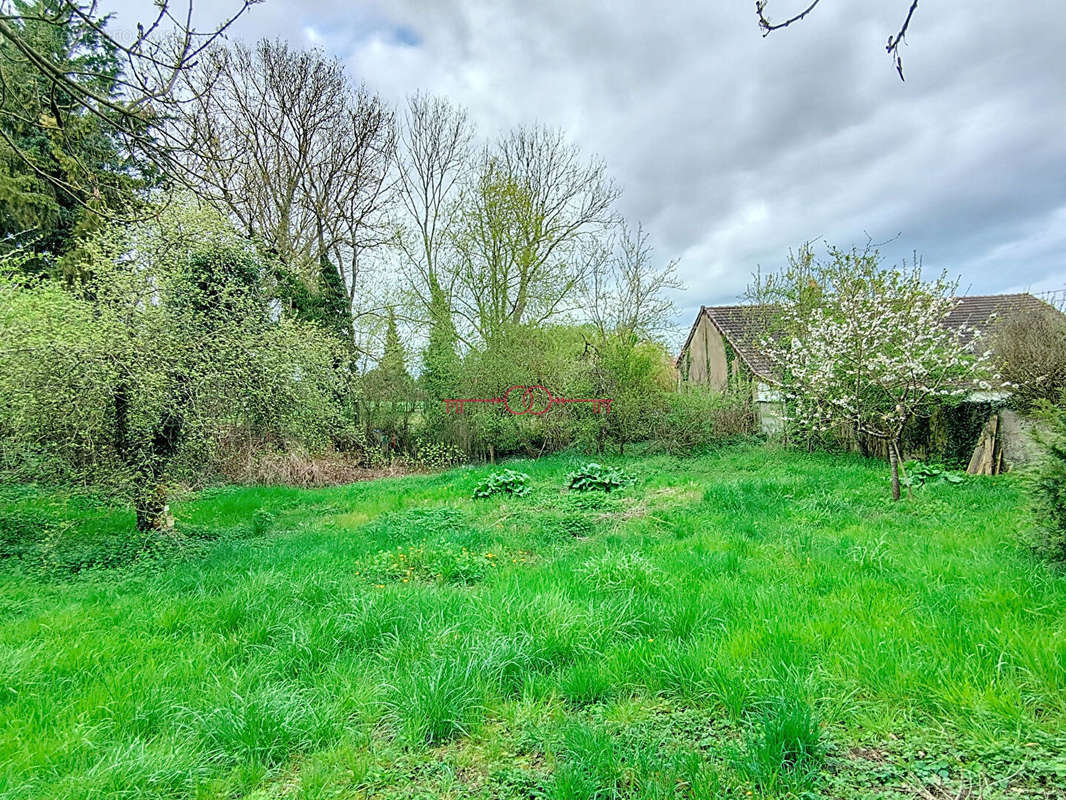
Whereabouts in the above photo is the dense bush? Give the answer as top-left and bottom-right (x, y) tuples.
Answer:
(454, 323), (592, 462)
(0, 202), (354, 525)
(1028, 402), (1066, 560)
(992, 305), (1066, 411)
(415, 321), (694, 463)
(653, 386), (755, 453)
(579, 335), (675, 455)
(410, 439), (466, 471)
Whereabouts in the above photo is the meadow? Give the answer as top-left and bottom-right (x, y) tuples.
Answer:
(1, 445), (1064, 799)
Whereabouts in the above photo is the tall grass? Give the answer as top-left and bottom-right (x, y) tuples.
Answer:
(0, 446), (1064, 798)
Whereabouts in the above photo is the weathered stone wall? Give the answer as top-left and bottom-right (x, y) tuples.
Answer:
(998, 409), (1043, 468)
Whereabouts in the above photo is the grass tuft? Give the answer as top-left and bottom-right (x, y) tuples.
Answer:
(739, 696), (825, 794)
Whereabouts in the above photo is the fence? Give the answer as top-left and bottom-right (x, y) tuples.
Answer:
(1035, 288), (1066, 313)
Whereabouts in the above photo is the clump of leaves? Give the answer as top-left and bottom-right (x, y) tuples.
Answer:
(567, 463), (633, 493)
(902, 461), (965, 488)
(250, 508), (275, 536)
(411, 439), (465, 471)
(473, 469), (532, 499)
(360, 542), (494, 585)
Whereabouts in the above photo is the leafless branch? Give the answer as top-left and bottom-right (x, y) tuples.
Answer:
(755, 0), (822, 34)
(886, 0), (919, 81)
(755, 1), (919, 82)
(176, 39), (397, 338)
(0, 0), (258, 220)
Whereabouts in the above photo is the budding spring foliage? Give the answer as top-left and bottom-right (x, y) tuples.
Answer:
(0, 200), (350, 488)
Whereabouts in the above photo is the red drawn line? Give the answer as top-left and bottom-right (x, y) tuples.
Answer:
(444, 385), (612, 415)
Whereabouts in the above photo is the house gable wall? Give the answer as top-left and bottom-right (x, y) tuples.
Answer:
(683, 312), (729, 391)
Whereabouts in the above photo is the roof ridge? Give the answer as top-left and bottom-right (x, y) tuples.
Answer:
(700, 291), (1036, 311)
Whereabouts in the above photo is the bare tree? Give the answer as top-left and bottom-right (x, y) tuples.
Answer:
(394, 93), (472, 311)
(755, 0), (919, 80)
(585, 220), (681, 341)
(179, 39), (396, 341)
(452, 124), (620, 342)
(0, 0), (256, 214)
(991, 304), (1066, 411)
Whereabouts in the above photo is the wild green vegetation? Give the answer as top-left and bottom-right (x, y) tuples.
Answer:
(2, 446), (1064, 799)
(3, 6), (1065, 798)
(1, 6), (727, 525)
(1029, 403), (1066, 561)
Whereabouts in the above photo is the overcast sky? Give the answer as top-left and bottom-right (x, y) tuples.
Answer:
(110, 1), (1066, 335)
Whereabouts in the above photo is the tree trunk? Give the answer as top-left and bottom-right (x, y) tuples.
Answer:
(488, 443), (495, 464)
(889, 438), (901, 501)
(135, 482), (170, 532)
(133, 407), (184, 533)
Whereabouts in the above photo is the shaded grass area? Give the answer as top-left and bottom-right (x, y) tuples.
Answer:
(1, 446), (1064, 798)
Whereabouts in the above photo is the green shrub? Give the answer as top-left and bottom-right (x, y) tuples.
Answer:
(567, 463), (632, 493)
(653, 387), (755, 453)
(410, 439), (465, 471)
(1029, 403), (1066, 560)
(473, 469), (532, 499)
(250, 508), (276, 536)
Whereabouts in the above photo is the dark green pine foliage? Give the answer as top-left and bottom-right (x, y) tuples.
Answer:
(273, 255), (352, 344)
(316, 254), (352, 342)
(366, 308), (414, 449)
(380, 309), (409, 389)
(0, 0), (145, 273)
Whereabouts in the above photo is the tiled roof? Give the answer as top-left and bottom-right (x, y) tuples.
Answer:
(942, 293), (1051, 337)
(677, 293), (1058, 381)
(702, 304), (778, 379)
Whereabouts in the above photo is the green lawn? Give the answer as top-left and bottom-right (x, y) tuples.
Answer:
(1, 446), (1064, 799)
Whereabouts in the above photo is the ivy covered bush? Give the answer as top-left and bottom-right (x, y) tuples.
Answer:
(473, 469), (532, 499)
(567, 463), (633, 493)
(1029, 402), (1066, 560)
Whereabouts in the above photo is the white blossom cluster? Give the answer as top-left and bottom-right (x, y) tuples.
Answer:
(761, 269), (994, 445)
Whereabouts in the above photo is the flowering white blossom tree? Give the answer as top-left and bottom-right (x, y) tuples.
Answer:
(753, 245), (993, 500)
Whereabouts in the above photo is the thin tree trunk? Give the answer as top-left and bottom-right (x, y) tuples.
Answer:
(889, 438), (901, 501)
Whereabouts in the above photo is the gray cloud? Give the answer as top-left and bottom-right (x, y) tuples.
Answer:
(105, 0), (1066, 336)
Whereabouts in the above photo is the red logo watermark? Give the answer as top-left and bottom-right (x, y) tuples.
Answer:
(444, 385), (612, 415)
